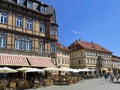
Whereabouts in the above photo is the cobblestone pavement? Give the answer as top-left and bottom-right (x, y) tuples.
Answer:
(26, 78), (120, 90)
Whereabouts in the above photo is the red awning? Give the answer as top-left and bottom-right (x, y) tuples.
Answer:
(27, 57), (56, 68)
(0, 55), (30, 66)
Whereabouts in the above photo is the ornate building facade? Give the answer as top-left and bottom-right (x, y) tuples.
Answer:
(54, 42), (71, 68)
(68, 39), (112, 75)
(112, 55), (120, 75)
(0, 0), (58, 68)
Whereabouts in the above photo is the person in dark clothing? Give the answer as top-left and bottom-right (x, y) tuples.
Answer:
(104, 73), (108, 80)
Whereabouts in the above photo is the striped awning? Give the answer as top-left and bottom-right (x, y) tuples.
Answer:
(0, 55), (30, 66)
(27, 57), (56, 68)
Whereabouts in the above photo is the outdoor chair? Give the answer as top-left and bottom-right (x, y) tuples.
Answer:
(9, 82), (16, 90)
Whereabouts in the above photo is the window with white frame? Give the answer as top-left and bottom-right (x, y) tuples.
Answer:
(40, 6), (45, 14)
(17, 0), (23, 5)
(51, 41), (56, 53)
(40, 23), (45, 33)
(15, 37), (32, 51)
(15, 38), (21, 49)
(25, 40), (32, 51)
(16, 17), (22, 27)
(0, 13), (7, 24)
(27, 1), (32, 9)
(39, 40), (45, 53)
(0, 33), (6, 48)
(26, 20), (32, 30)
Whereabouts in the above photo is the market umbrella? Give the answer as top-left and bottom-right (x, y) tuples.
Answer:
(56, 67), (78, 72)
(0, 67), (18, 79)
(81, 68), (92, 72)
(16, 67), (34, 79)
(24, 68), (44, 73)
(43, 67), (59, 71)
(16, 67), (33, 71)
(0, 67), (18, 73)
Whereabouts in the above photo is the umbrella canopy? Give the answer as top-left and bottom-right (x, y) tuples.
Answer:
(0, 67), (18, 73)
(43, 67), (59, 71)
(16, 67), (33, 71)
(81, 68), (92, 72)
(58, 68), (80, 72)
(25, 68), (44, 73)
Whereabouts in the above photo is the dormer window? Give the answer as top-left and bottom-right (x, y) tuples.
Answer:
(17, 0), (23, 5)
(27, 1), (33, 9)
(40, 6), (45, 14)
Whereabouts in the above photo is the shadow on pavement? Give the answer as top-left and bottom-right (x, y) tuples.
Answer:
(112, 82), (120, 84)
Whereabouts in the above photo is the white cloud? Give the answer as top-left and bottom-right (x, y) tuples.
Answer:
(72, 31), (87, 36)
(72, 31), (80, 34)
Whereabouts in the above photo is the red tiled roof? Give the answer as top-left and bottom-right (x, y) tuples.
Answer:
(68, 40), (111, 53)
(56, 42), (71, 52)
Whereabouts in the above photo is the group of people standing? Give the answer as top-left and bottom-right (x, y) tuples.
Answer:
(103, 73), (120, 82)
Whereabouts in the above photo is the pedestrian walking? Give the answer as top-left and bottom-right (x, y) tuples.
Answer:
(104, 73), (108, 80)
(116, 74), (120, 82)
(109, 73), (114, 82)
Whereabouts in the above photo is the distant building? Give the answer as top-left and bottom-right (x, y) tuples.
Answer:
(0, 0), (58, 68)
(112, 55), (120, 74)
(52, 42), (71, 68)
(68, 39), (112, 75)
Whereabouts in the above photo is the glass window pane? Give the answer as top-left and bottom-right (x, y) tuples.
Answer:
(40, 6), (45, 14)
(39, 41), (45, 53)
(27, 1), (32, 9)
(26, 20), (32, 30)
(40, 23), (45, 33)
(18, 0), (23, 5)
(16, 17), (22, 27)
(0, 13), (7, 24)
(0, 37), (6, 48)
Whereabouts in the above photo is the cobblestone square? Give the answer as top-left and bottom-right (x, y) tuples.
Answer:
(26, 78), (120, 90)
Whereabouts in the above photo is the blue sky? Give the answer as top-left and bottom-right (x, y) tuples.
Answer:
(44, 0), (120, 56)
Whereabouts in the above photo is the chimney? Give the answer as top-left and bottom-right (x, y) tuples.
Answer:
(91, 41), (94, 45)
(79, 38), (81, 41)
